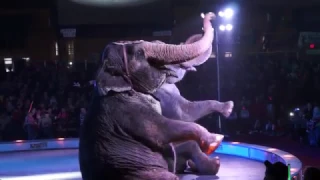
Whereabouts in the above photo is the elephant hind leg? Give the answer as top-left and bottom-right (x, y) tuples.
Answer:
(174, 140), (221, 175)
(187, 156), (220, 175)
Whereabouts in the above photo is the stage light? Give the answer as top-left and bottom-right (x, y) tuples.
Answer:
(219, 25), (226, 31)
(224, 8), (234, 18)
(15, 140), (24, 143)
(22, 57), (30, 61)
(218, 8), (234, 18)
(69, 62), (73, 65)
(289, 112), (294, 117)
(57, 138), (65, 141)
(226, 24), (233, 31)
(218, 11), (224, 17)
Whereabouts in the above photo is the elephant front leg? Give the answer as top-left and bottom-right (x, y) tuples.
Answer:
(125, 110), (218, 155)
(181, 100), (234, 122)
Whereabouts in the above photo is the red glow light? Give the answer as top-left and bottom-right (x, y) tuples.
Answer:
(57, 138), (65, 141)
(310, 44), (315, 49)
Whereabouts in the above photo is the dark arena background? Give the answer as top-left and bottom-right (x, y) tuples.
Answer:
(0, 0), (320, 179)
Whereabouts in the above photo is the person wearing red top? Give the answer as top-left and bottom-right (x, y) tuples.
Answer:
(24, 112), (38, 140)
(57, 108), (68, 137)
(250, 97), (266, 133)
(57, 108), (68, 120)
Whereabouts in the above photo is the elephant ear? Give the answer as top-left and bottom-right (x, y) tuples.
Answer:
(95, 60), (132, 96)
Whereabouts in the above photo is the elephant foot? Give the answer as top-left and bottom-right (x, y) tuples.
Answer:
(205, 134), (224, 154)
(221, 101), (234, 118)
(187, 156), (220, 175)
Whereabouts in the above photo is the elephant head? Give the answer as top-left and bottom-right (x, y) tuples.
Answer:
(95, 12), (215, 95)
(165, 33), (213, 84)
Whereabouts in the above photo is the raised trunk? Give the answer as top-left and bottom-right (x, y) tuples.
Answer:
(182, 34), (213, 67)
(143, 13), (215, 64)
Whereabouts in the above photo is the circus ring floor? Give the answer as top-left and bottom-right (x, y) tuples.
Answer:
(0, 139), (302, 180)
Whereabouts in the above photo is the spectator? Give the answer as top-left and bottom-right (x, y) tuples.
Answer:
(264, 160), (288, 180)
(49, 95), (57, 107)
(79, 108), (86, 126)
(250, 96), (266, 133)
(304, 167), (320, 180)
(308, 106), (320, 146)
(56, 108), (68, 137)
(304, 103), (313, 120)
(24, 112), (38, 140)
(39, 112), (53, 138)
(0, 112), (10, 140)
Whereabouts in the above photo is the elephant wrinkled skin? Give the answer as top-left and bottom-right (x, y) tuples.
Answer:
(153, 34), (234, 175)
(79, 13), (219, 180)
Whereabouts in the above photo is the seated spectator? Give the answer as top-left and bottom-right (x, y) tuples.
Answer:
(307, 106), (320, 146)
(79, 108), (86, 126)
(49, 95), (57, 107)
(264, 160), (288, 180)
(56, 108), (68, 137)
(238, 106), (250, 134)
(39, 112), (53, 138)
(24, 112), (39, 140)
(226, 111), (237, 135)
(250, 96), (266, 134)
(304, 103), (313, 121)
(304, 167), (320, 180)
(0, 112), (10, 140)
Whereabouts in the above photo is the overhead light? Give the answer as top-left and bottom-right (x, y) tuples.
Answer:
(4, 61), (12, 65)
(226, 24), (233, 31)
(219, 25), (226, 31)
(218, 8), (234, 18)
(224, 8), (234, 18)
(22, 57), (30, 61)
(218, 11), (224, 17)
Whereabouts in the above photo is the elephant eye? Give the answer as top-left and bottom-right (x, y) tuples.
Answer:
(135, 49), (145, 59)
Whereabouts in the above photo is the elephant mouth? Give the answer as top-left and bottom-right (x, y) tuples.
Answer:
(180, 64), (197, 72)
(159, 66), (179, 78)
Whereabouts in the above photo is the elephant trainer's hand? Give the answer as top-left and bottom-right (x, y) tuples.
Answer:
(197, 125), (218, 154)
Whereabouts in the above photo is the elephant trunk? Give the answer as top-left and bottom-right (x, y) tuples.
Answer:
(143, 12), (214, 64)
(181, 34), (213, 67)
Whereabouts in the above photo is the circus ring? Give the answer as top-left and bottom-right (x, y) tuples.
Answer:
(0, 139), (302, 180)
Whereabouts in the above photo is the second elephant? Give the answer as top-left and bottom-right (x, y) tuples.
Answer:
(153, 34), (234, 175)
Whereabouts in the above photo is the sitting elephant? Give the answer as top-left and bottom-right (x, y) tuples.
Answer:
(79, 12), (219, 180)
(153, 34), (233, 175)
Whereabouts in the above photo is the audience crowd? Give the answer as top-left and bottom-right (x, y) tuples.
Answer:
(180, 53), (320, 146)
(0, 62), (93, 141)
(1, 52), (320, 179)
(1, 53), (320, 145)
